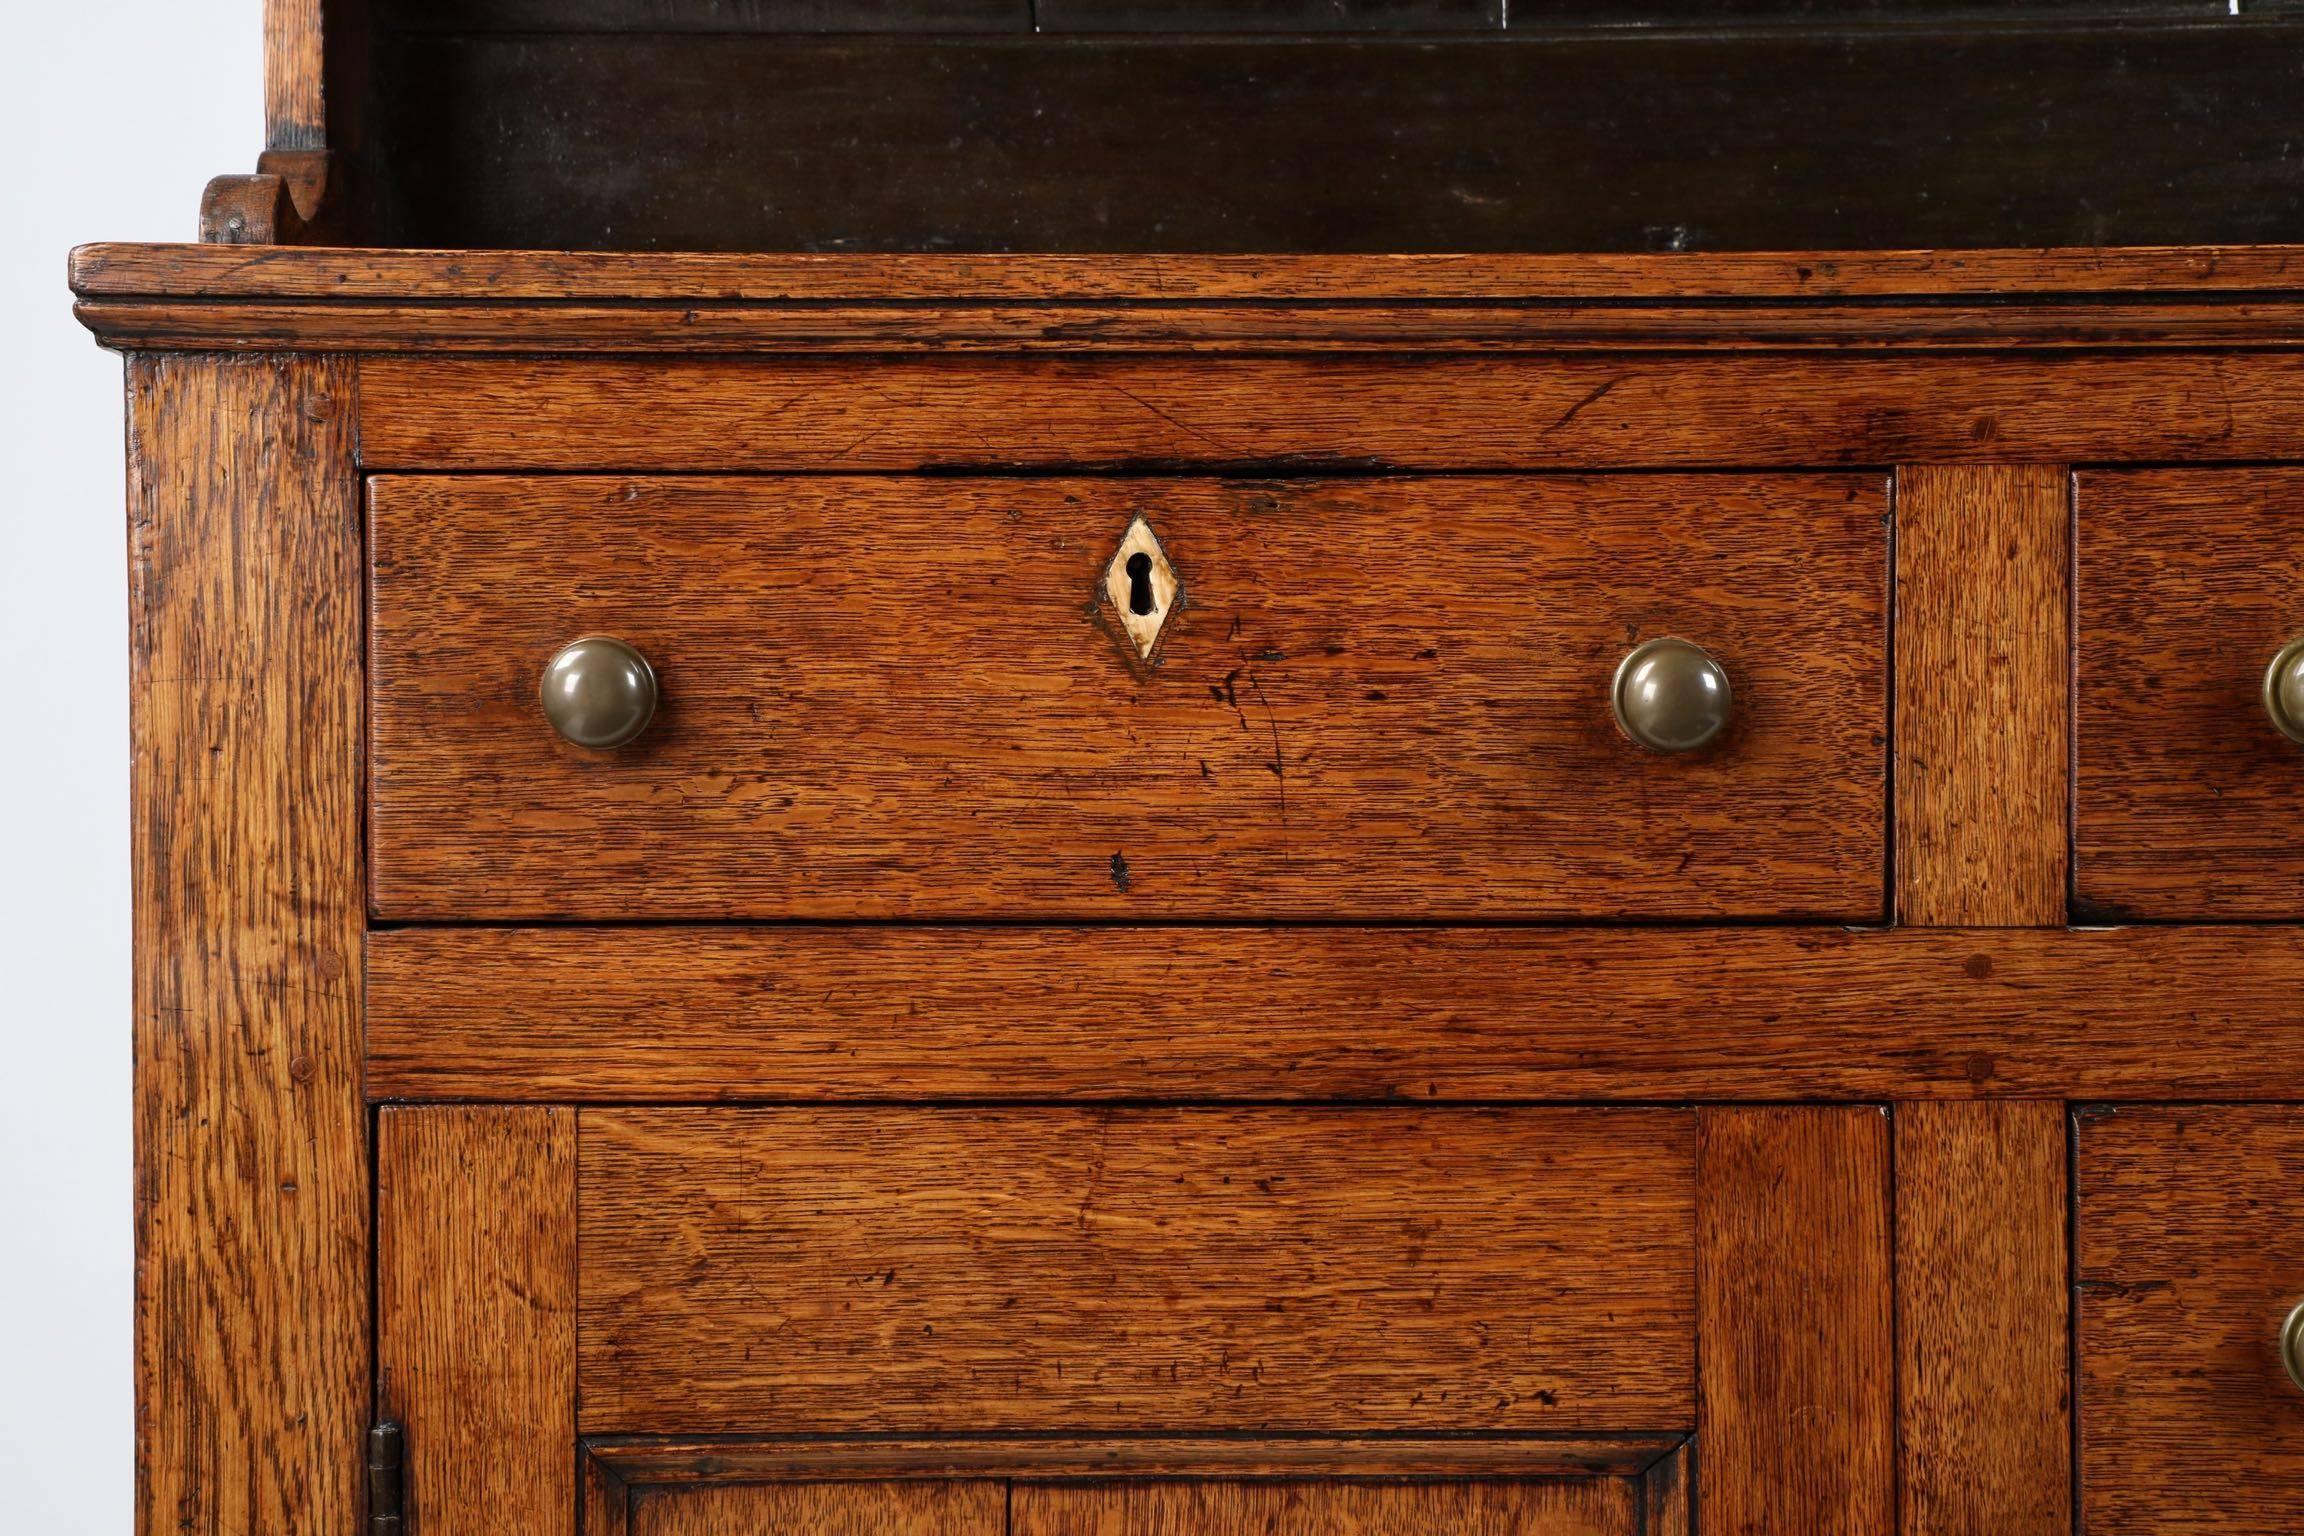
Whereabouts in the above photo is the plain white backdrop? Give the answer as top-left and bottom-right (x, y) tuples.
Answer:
(0, 3), (260, 1528)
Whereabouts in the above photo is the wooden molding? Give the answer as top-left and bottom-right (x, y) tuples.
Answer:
(70, 243), (2304, 301)
(69, 242), (2304, 352)
(578, 1434), (1689, 1536)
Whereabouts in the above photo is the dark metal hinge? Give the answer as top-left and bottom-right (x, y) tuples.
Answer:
(367, 1422), (405, 1535)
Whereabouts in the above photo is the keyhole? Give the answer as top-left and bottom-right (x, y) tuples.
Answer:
(1126, 552), (1156, 616)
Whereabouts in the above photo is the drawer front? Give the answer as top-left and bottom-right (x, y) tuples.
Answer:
(578, 1107), (1695, 1434)
(368, 473), (1887, 920)
(2078, 1107), (2304, 1531)
(2077, 467), (2304, 918)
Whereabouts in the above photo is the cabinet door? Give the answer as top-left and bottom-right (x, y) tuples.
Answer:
(374, 1104), (1886, 1535)
(2079, 1106), (2304, 1531)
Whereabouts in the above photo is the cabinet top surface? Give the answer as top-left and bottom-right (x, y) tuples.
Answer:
(68, 241), (2304, 303)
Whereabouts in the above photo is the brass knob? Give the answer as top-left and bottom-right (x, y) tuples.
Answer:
(1612, 636), (1733, 753)
(540, 635), (658, 749)
(2265, 637), (2304, 745)
(2284, 1299), (2304, 1393)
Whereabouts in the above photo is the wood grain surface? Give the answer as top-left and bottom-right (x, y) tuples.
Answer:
(577, 1108), (1696, 1434)
(1641, 1443), (1691, 1536)
(2079, 1106), (2304, 1531)
(1896, 1101), (2071, 1536)
(69, 241), (2304, 302)
(126, 355), (367, 1536)
(368, 924), (2304, 1103)
(377, 1107), (576, 1536)
(635, 1481), (1004, 1536)
(353, 354), (2304, 472)
(264, 0), (325, 148)
(1698, 1107), (1894, 1536)
(1896, 465), (2071, 926)
(368, 473), (1886, 922)
(72, 297), (2304, 353)
(1009, 1479), (1638, 1535)
(361, 26), (2304, 254)
(2076, 467), (2304, 918)
(581, 1437), (1683, 1485)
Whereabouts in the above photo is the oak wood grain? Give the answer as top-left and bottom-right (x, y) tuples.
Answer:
(1009, 1479), (1638, 1535)
(581, 1437), (1685, 1484)
(377, 1106), (576, 1536)
(2076, 467), (2304, 919)
(1896, 465), (2071, 926)
(265, 0), (325, 148)
(71, 241), (2304, 302)
(636, 1481), (1004, 1536)
(368, 473), (1886, 922)
(1698, 1107), (1894, 1536)
(352, 354), (2304, 472)
(2078, 1106), (2304, 1532)
(126, 354), (366, 1536)
(71, 297), (2304, 353)
(577, 1108), (1696, 1434)
(1895, 1101), (2071, 1536)
(367, 924), (2304, 1104)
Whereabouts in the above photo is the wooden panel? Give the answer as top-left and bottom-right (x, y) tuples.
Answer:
(377, 1107), (575, 1536)
(352, 355), (2304, 470)
(1895, 1101), (2070, 1536)
(1009, 1480), (1636, 1535)
(577, 1108), (1696, 1433)
(1698, 1107), (1894, 1535)
(369, 924), (2304, 1104)
(126, 356), (365, 1536)
(2077, 467), (2304, 919)
(2079, 1107), (2304, 1531)
(635, 1481), (1005, 1536)
(1895, 464), (2071, 926)
(71, 242), (2304, 302)
(367, 27), (2304, 252)
(368, 474), (1886, 922)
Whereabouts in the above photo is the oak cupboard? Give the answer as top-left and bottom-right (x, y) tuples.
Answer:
(77, 3), (2304, 1532)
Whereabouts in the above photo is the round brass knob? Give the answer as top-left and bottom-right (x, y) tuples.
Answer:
(2265, 637), (2304, 746)
(1612, 636), (1733, 754)
(540, 635), (658, 749)
(2283, 1299), (2304, 1393)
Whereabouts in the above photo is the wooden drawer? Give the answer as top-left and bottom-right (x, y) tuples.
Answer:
(368, 472), (1888, 920)
(2077, 467), (2304, 919)
(2078, 1107), (2304, 1531)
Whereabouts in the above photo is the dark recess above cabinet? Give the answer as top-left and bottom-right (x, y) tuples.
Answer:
(334, 2), (2304, 250)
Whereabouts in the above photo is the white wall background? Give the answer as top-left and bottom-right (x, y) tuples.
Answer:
(0, 4), (260, 1529)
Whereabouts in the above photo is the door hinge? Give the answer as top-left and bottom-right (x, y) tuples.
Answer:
(367, 1421), (404, 1535)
